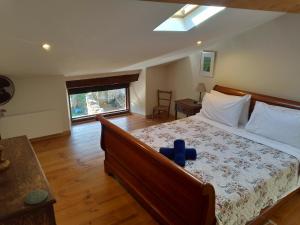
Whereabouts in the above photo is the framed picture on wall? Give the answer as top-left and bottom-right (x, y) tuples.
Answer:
(200, 51), (216, 77)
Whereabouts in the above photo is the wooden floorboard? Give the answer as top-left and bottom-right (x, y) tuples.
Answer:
(32, 113), (300, 225)
(32, 114), (171, 225)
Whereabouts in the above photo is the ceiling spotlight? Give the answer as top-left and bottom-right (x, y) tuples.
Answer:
(42, 43), (51, 51)
(197, 41), (202, 46)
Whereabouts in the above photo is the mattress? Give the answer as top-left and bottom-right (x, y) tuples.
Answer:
(130, 115), (300, 225)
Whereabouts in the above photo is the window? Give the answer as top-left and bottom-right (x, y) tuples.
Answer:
(154, 5), (225, 32)
(69, 88), (128, 119)
(66, 74), (139, 122)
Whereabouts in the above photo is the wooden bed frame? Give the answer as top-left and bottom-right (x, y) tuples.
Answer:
(97, 85), (300, 225)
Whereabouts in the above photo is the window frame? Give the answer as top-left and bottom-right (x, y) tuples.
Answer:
(68, 84), (130, 123)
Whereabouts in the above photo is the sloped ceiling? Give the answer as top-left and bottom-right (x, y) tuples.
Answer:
(0, 0), (283, 77)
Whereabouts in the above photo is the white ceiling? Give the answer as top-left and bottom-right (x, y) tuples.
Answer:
(0, 0), (283, 77)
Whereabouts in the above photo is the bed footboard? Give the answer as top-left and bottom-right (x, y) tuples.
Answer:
(97, 115), (216, 225)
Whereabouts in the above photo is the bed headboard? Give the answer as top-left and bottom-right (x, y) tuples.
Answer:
(213, 85), (300, 114)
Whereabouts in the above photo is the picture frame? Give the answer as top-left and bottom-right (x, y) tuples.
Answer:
(200, 51), (216, 77)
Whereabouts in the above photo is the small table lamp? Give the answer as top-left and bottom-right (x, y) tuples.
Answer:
(196, 83), (206, 103)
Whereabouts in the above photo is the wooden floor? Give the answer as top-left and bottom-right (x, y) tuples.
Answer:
(32, 113), (300, 225)
(32, 114), (170, 225)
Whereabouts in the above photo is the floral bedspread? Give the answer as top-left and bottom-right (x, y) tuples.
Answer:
(130, 116), (299, 225)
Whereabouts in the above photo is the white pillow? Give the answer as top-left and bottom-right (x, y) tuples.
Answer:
(245, 101), (300, 148)
(211, 90), (251, 126)
(199, 92), (246, 127)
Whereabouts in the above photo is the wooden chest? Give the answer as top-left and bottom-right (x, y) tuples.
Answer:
(0, 136), (56, 225)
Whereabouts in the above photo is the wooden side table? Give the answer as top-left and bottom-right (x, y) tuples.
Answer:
(175, 99), (202, 119)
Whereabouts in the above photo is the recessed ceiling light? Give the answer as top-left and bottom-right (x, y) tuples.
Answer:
(42, 43), (51, 51)
(197, 41), (202, 46)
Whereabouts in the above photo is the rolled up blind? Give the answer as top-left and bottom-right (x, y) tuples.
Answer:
(66, 74), (139, 94)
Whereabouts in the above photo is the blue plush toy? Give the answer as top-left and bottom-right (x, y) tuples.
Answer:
(159, 139), (197, 167)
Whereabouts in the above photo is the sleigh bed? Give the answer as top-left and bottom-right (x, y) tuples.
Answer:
(97, 85), (300, 225)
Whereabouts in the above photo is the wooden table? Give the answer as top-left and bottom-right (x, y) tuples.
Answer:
(174, 99), (202, 119)
(0, 136), (56, 225)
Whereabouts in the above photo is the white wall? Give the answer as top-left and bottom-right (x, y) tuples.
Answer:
(164, 14), (300, 116)
(0, 75), (70, 139)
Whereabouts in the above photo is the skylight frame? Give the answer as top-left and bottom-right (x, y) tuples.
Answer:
(154, 5), (226, 32)
(172, 4), (199, 18)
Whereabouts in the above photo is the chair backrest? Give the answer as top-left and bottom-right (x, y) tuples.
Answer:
(157, 90), (172, 108)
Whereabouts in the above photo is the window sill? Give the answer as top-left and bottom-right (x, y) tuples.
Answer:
(71, 110), (130, 124)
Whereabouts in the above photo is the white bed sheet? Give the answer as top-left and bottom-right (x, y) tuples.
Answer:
(131, 115), (300, 225)
(195, 113), (300, 163)
(194, 113), (300, 203)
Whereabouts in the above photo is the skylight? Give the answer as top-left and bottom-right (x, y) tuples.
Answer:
(154, 5), (226, 32)
(173, 4), (198, 18)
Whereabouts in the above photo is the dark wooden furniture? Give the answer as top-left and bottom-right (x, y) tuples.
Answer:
(174, 98), (202, 119)
(0, 136), (56, 225)
(152, 90), (172, 119)
(144, 0), (300, 13)
(97, 85), (300, 225)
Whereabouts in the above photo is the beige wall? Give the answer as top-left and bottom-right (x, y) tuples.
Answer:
(211, 13), (300, 101)
(0, 75), (70, 139)
(164, 14), (300, 116)
(145, 65), (169, 116)
(166, 56), (216, 115)
(2, 13), (299, 137)
(130, 69), (146, 115)
(0, 71), (144, 139)
(130, 65), (169, 116)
